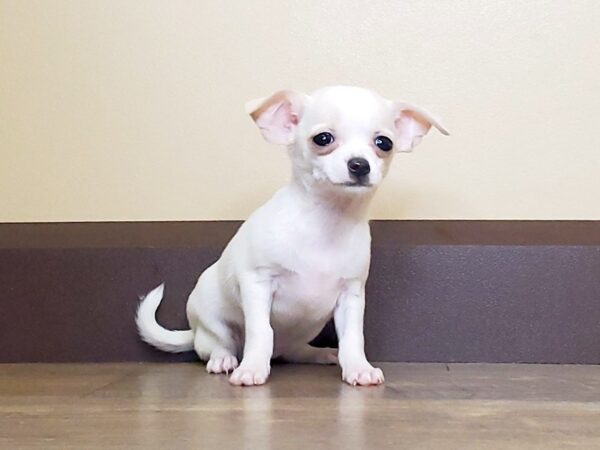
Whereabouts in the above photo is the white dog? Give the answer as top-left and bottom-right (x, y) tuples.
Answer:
(136, 86), (447, 386)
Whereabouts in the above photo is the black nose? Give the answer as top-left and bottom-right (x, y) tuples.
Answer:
(347, 157), (370, 178)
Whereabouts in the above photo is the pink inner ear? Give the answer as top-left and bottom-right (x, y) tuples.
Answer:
(256, 100), (298, 145)
(395, 111), (432, 152)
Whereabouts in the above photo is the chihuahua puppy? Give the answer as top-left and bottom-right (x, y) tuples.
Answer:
(136, 86), (447, 386)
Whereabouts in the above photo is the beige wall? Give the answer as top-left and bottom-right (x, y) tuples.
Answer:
(1, 0), (599, 222)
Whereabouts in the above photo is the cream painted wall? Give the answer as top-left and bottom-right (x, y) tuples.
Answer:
(1, 0), (599, 222)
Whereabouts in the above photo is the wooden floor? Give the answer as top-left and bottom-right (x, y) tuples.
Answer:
(1, 363), (599, 449)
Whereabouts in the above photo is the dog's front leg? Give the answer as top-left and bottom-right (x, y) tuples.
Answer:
(229, 271), (274, 386)
(334, 280), (384, 386)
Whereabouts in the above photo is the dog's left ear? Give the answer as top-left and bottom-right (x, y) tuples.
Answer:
(246, 90), (307, 145)
(392, 102), (449, 152)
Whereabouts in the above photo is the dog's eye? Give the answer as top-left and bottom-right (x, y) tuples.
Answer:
(374, 136), (393, 152)
(312, 132), (335, 147)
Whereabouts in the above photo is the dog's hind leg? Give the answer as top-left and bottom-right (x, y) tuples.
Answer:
(282, 345), (338, 365)
(193, 329), (239, 374)
(187, 264), (242, 374)
(191, 310), (240, 374)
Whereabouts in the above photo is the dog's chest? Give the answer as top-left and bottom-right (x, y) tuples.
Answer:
(266, 219), (370, 322)
(272, 269), (342, 321)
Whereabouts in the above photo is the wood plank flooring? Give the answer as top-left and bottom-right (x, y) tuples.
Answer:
(1, 363), (599, 449)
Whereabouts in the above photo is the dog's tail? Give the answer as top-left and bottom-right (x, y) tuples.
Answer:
(135, 284), (194, 353)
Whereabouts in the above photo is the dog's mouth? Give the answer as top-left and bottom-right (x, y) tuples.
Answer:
(333, 181), (373, 188)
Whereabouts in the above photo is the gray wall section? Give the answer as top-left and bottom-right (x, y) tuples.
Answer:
(0, 221), (598, 363)
(365, 245), (600, 363)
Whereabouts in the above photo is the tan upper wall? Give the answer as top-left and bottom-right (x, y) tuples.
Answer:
(1, 0), (599, 222)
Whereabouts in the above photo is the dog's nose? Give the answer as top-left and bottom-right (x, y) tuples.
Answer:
(347, 157), (370, 178)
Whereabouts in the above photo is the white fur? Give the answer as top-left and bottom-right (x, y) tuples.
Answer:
(136, 86), (447, 386)
(136, 284), (195, 352)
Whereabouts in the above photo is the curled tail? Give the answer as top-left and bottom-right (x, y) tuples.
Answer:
(135, 284), (194, 353)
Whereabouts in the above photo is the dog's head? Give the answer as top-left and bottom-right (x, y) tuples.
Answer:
(247, 86), (448, 194)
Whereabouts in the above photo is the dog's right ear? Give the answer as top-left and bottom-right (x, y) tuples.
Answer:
(246, 90), (307, 145)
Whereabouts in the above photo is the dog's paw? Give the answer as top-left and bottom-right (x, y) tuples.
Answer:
(206, 354), (239, 374)
(283, 346), (338, 365)
(342, 365), (385, 386)
(313, 347), (339, 365)
(229, 363), (270, 386)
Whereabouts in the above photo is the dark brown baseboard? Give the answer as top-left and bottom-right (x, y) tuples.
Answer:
(1, 220), (599, 363)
